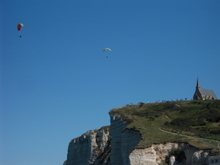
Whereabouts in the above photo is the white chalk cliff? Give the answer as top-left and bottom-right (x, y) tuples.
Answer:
(64, 114), (211, 165)
(65, 126), (111, 165)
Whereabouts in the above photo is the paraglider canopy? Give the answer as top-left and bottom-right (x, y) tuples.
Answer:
(17, 23), (24, 31)
(103, 48), (112, 52)
(17, 23), (24, 37)
(103, 48), (112, 58)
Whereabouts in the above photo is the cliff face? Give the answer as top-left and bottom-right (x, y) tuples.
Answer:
(64, 114), (211, 165)
(129, 143), (210, 165)
(65, 126), (111, 165)
(110, 115), (142, 165)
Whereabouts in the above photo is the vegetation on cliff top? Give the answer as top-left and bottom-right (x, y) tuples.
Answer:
(109, 100), (220, 154)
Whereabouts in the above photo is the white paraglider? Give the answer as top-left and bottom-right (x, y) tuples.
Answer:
(103, 48), (112, 58)
(103, 48), (112, 52)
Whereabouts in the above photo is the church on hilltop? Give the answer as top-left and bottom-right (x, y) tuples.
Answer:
(193, 79), (218, 100)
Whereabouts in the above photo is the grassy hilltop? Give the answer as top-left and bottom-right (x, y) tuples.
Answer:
(109, 100), (220, 154)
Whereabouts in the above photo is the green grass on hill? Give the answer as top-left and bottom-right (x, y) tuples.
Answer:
(109, 100), (220, 154)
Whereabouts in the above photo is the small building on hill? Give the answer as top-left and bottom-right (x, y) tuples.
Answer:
(193, 79), (218, 100)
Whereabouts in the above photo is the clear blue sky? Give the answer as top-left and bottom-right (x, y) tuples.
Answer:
(1, 1), (220, 165)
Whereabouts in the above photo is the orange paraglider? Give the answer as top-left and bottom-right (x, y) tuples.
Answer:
(17, 23), (24, 37)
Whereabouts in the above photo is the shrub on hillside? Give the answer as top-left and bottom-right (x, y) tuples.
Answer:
(210, 127), (220, 134)
(199, 109), (220, 122)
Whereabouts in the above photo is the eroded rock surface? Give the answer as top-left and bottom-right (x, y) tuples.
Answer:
(65, 126), (111, 165)
(64, 115), (212, 165)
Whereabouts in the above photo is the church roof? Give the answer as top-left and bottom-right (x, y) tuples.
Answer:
(198, 88), (218, 99)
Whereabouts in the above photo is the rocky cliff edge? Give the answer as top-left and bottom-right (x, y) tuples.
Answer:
(64, 114), (213, 165)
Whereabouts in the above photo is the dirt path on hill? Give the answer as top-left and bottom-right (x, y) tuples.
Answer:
(159, 115), (220, 149)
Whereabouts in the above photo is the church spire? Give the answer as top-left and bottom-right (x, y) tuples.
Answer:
(196, 78), (200, 88)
